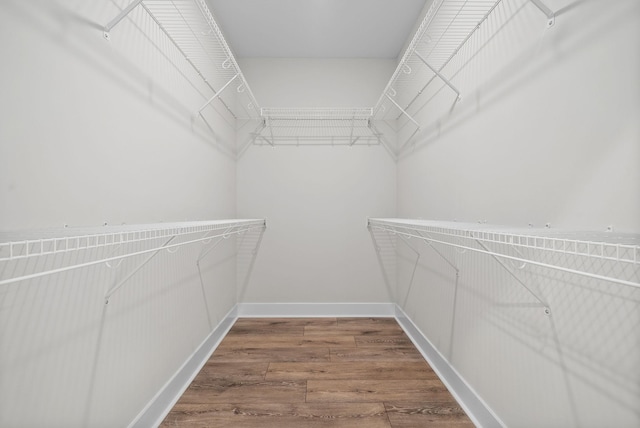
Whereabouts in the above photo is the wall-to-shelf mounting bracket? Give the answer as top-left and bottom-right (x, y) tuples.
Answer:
(197, 73), (239, 114)
(471, 235), (550, 314)
(103, 0), (143, 40)
(529, 0), (556, 28)
(415, 51), (462, 101)
(384, 93), (421, 130)
(104, 236), (175, 304)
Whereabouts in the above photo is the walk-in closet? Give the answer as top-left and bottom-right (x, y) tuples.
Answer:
(1, 0), (638, 426)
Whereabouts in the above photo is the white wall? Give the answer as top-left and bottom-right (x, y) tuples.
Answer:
(237, 58), (397, 303)
(395, 0), (640, 426)
(0, 1), (238, 426)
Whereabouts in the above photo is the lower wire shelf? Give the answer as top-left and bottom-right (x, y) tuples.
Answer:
(0, 219), (266, 287)
(368, 218), (640, 289)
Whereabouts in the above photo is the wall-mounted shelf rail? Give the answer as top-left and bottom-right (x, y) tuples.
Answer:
(256, 108), (381, 146)
(103, 0), (261, 124)
(0, 219), (266, 286)
(368, 218), (640, 289)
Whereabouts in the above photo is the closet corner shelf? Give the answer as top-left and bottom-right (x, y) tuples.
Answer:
(256, 108), (381, 146)
(368, 218), (640, 289)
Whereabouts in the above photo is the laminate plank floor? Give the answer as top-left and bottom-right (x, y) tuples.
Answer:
(161, 318), (474, 427)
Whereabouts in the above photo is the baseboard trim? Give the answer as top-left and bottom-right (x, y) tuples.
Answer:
(394, 305), (504, 428)
(127, 305), (239, 428)
(237, 302), (396, 317)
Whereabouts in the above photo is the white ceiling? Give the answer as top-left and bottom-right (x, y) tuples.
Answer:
(206, 0), (428, 59)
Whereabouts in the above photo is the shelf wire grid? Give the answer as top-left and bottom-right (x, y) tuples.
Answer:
(0, 220), (265, 262)
(140, 0), (260, 121)
(373, 0), (503, 149)
(368, 218), (640, 289)
(257, 108), (380, 145)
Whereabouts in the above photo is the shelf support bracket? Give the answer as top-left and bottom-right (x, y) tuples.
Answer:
(384, 94), (421, 130)
(198, 73), (239, 114)
(104, 236), (175, 303)
(471, 235), (550, 314)
(103, 0), (143, 40)
(415, 231), (459, 273)
(368, 121), (397, 159)
(414, 52), (461, 100)
(529, 0), (555, 27)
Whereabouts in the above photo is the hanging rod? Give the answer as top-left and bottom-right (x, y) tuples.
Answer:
(368, 218), (640, 289)
(0, 219), (266, 286)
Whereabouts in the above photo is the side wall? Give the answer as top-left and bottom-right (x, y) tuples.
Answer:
(237, 58), (397, 303)
(395, 1), (640, 427)
(0, 1), (238, 426)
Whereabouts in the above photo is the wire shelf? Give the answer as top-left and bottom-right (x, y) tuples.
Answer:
(372, 0), (507, 152)
(105, 0), (260, 122)
(368, 218), (640, 288)
(0, 219), (266, 286)
(257, 108), (381, 145)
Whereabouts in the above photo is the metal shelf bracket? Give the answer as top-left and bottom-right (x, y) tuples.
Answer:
(415, 52), (462, 101)
(529, 0), (556, 28)
(198, 73), (239, 114)
(384, 93), (421, 130)
(103, 0), (143, 40)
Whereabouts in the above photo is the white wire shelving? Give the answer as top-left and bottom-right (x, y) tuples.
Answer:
(101, 0), (556, 151)
(103, 0), (261, 125)
(372, 0), (556, 153)
(0, 219), (266, 287)
(368, 218), (640, 290)
(256, 108), (381, 146)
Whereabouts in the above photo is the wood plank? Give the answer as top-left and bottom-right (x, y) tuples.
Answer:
(176, 380), (306, 404)
(330, 347), (424, 362)
(384, 402), (475, 427)
(307, 379), (451, 403)
(305, 317), (402, 335)
(265, 361), (438, 381)
(304, 324), (403, 336)
(228, 318), (337, 336)
(336, 317), (399, 326)
(160, 403), (392, 428)
(210, 347), (331, 363)
(355, 335), (414, 347)
(219, 335), (356, 348)
(196, 362), (268, 382)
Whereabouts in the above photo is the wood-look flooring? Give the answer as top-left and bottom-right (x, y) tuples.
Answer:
(161, 318), (474, 427)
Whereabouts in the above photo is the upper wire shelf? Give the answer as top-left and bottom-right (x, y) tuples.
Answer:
(102, 0), (555, 151)
(368, 218), (640, 289)
(104, 0), (261, 123)
(372, 0), (555, 153)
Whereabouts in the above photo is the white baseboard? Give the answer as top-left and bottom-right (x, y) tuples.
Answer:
(394, 305), (504, 428)
(127, 305), (238, 428)
(237, 302), (396, 317)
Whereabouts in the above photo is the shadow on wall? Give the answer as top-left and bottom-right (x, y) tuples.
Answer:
(236, 226), (267, 301)
(369, 228), (640, 426)
(0, 0), (237, 159)
(0, 230), (243, 426)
